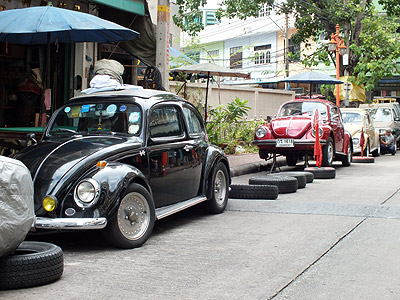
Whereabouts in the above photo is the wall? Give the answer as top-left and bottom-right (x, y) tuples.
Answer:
(169, 81), (295, 119)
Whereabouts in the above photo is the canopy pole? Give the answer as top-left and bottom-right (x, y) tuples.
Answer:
(205, 71), (210, 123)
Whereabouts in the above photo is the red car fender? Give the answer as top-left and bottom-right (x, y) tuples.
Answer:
(343, 130), (353, 154)
(320, 124), (332, 140)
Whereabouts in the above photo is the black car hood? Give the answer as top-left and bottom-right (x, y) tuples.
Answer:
(17, 135), (142, 206)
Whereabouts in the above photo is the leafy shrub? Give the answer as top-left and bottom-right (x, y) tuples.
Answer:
(206, 97), (262, 154)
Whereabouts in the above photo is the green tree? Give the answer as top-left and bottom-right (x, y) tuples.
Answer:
(174, 0), (400, 90)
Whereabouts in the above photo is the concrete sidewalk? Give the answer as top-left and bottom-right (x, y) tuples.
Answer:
(227, 153), (286, 177)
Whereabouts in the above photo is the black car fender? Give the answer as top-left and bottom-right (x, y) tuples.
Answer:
(202, 145), (231, 200)
(81, 162), (151, 218)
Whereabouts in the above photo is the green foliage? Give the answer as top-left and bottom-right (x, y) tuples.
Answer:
(350, 15), (400, 90)
(174, 0), (400, 90)
(206, 98), (261, 154)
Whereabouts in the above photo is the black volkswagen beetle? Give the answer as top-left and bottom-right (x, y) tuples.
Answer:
(16, 88), (230, 249)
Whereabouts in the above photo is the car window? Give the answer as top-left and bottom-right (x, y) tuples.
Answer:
(278, 101), (328, 119)
(49, 102), (141, 136)
(342, 112), (362, 125)
(183, 106), (204, 136)
(372, 108), (392, 122)
(330, 107), (339, 120)
(149, 106), (184, 138)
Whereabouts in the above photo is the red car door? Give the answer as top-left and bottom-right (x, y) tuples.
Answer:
(330, 105), (344, 152)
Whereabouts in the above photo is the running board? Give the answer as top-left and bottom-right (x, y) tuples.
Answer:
(155, 196), (208, 220)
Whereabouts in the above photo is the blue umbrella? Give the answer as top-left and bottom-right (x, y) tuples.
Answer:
(0, 6), (139, 124)
(280, 71), (343, 84)
(280, 71), (343, 98)
(0, 6), (139, 44)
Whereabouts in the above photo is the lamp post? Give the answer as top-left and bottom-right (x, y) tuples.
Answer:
(328, 24), (347, 107)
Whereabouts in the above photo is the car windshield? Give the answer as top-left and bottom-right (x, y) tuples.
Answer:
(48, 102), (142, 136)
(370, 107), (392, 122)
(342, 112), (362, 125)
(278, 101), (328, 119)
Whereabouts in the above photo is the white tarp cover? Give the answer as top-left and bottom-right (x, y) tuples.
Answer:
(0, 156), (34, 257)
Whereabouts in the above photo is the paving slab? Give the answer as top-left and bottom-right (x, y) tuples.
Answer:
(274, 218), (400, 300)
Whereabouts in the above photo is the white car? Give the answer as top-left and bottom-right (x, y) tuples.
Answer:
(341, 108), (380, 156)
(360, 103), (400, 146)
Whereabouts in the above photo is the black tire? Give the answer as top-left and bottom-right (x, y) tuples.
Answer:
(362, 141), (370, 157)
(259, 149), (269, 159)
(286, 154), (298, 166)
(206, 162), (229, 214)
(321, 137), (334, 167)
(341, 141), (352, 167)
(273, 170), (314, 184)
(104, 183), (155, 249)
(0, 241), (63, 290)
(269, 172), (306, 188)
(229, 184), (279, 200)
(249, 175), (298, 194)
(371, 146), (380, 157)
(352, 156), (375, 163)
(304, 167), (336, 179)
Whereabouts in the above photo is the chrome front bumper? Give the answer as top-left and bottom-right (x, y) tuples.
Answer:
(33, 217), (107, 230)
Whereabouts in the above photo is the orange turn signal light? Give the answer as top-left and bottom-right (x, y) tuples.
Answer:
(97, 161), (107, 169)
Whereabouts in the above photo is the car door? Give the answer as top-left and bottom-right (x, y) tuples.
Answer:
(364, 113), (376, 149)
(182, 104), (207, 192)
(147, 103), (201, 208)
(331, 106), (344, 152)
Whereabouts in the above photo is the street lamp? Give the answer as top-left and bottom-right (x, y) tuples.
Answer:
(328, 24), (347, 107)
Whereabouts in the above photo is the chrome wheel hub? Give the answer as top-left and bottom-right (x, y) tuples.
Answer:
(214, 170), (227, 205)
(117, 192), (150, 240)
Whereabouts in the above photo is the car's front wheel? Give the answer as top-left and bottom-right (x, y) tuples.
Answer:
(105, 183), (155, 249)
(321, 137), (334, 167)
(205, 162), (229, 214)
(342, 141), (352, 166)
(363, 141), (370, 157)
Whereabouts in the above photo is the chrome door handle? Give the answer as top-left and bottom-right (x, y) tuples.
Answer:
(184, 145), (193, 151)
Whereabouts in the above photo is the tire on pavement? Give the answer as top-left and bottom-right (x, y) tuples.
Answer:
(229, 184), (279, 200)
(304, 167), (336, 179)
(104, 183), (156, 249)
(321, 137), (334, 167)
(272, 170), (314, 184)
(268, 172), (307, 188)
(249, 175), (298, 194)
(0, 241), (64, 290)
(205, 162), (229, 213)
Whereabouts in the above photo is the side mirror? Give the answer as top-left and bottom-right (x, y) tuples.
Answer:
(394, 117), (400, 122)
(27, 133), (37, 145)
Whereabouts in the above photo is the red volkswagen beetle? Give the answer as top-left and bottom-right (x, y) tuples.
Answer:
(253, 98), (353, 167)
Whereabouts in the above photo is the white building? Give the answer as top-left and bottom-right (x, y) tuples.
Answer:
(179, 1), (303, 84)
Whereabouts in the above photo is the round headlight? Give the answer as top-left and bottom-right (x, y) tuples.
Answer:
(255, 127), (267, 138)
(352, 137), (360, 145)
(76, 181), (96, 203)
(74, 178), (100, 208)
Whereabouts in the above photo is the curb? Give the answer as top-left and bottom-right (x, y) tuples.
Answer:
(230, 157), (287, 177)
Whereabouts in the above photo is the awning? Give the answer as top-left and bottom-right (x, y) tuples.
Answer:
(90, 0), (145, 16)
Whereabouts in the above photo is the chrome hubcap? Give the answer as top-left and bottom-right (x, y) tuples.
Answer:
(214, 170), (227, 205)
(117, 192), (150, 240)
(328, 143), (334, 163)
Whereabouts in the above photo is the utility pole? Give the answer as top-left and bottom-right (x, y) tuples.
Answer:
(284, 13), (289, 90)
(156, 0), (170, 90)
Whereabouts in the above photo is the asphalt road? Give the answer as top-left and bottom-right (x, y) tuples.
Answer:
(2, 154), (400, 300)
